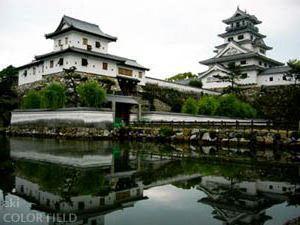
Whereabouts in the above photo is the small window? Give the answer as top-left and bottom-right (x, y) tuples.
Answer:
(138, 71), (143, 78)
(82, 58), (88, 66)
(283, 75), (287, 81)
(100, 198), (105, 206)
(87, 45), (92, 51)
(58, 39), (62, 46)
(82, 38), (88, 45)
(264, 63), (268, 67)
(240, 60), (246, 65)
(282, 187), (287, 192)
(228, 37), (233, 42)
(65, 37), (68, 45)
(95, 41), (101, 48)
(259, 61), (262, 66)
(23, 70), (27, 77)
(269, 185), (273, 189)
(102, 62), (108, 70)
(260, 49), (266, 54)
(50, 60), (54, 68)
(237, 35), (244, 40)
(269, 77), (273, 82)
(58, 58), (64, 66)
(33, 67), (36, 75)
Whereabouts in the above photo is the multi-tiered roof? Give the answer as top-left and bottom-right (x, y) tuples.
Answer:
(199, 7), (283, 67)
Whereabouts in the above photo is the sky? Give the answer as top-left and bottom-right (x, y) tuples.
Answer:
(0, 0), (299, 79)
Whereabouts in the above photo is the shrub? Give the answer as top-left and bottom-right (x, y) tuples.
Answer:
(41, 82), (66, 109)
(188, 79), (203, 88)
(77, 80), (106, 107)
(198, 96), (219, 115)
(216, 94), (257, 118)
(159, 127), (174, 137)
(181, 97), (199, 115)
(22, 90), (42, 109)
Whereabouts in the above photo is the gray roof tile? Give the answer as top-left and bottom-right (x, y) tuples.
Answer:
(259, 66), (290, 75)
(46, 15), (117, 41)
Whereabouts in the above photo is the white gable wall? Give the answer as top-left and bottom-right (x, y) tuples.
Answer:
(53, 31), (110, 53)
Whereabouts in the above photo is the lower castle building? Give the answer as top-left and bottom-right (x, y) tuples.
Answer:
(17, 15), (216, 95)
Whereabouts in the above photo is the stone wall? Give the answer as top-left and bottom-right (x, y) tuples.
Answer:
(116, 126), (300, 149)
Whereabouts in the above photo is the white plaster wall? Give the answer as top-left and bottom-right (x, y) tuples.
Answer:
(257, 73), (295, 86)
(256, 181), (297, 194)
(201, 67), (258, 89)
(18, 64), (44, 85)
(11, 110), (114, 125)
(67, 54), (117, 77)
(53, 31), (110, 53)
(224, 32), (252, 43)
(145, 77), (218, 95)
(16, 177), (40, 200)
(130, 112), (266, 123)
(238, 70), (258, 85)
(18, 53), (146, 85)
(241, 42), (254, 51)
(201, 70), (232, 89)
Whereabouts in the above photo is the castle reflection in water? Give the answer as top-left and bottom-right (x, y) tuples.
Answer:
(0, 137), (300, 225)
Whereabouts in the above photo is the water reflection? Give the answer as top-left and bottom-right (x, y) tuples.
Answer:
(0, 136), (300, 225)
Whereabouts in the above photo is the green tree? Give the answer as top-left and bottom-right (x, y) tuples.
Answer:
(22, 90), (42, 109)
(0, 65), (18, 126)
(188, 79), (203, 88)
(166, 72), (197, 82)
(284, 59), (300, 85)
(77, 80), (106, 107)
(198, 96), (219, 115)
(216, 94), (256, 118)
(213, 62), (247, 93)
(181, 97), (199, 115)
(41, 82), (66, 109)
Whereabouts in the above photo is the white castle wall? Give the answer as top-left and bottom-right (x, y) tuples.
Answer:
(130, 111), (266, 124)
(258, 73), (295, 86)
(145, 77), (218, 95)
(11, 109), (114, 126)
(18, 53), (146, 85)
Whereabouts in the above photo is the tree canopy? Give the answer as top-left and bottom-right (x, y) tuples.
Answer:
(213, 62), (247, 93)
(284, 59), (300, 85)
(181, 97), (199, 115)
(77, 80), (106, 108)
(166, 72), (197, 82)
(188, 79), (203, 88)
(0, 65), (19, 126)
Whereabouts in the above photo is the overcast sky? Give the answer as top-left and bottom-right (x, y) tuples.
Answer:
(0, 0), (299, 79)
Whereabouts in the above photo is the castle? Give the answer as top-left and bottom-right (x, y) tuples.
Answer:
(17, 15), (215, 95)
(198, 7), (293, 89)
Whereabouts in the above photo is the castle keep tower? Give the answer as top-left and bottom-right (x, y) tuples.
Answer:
(198, 7), (291, 89)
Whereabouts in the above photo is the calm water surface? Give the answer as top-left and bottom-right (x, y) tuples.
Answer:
(0, 136), (300, 225)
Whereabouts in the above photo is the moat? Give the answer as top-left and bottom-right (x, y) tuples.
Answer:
(0, 136), (300, 225)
